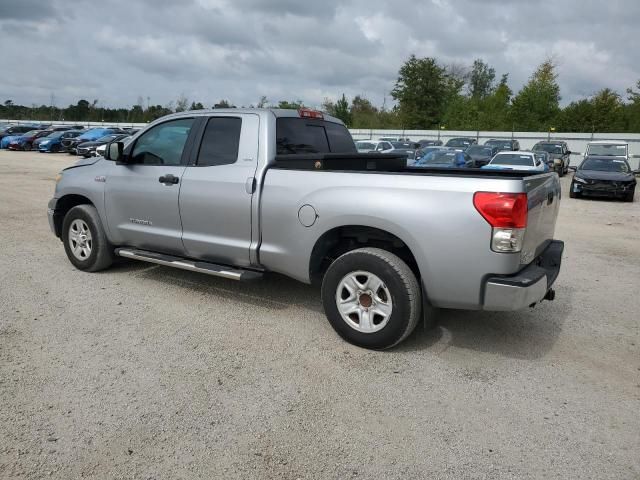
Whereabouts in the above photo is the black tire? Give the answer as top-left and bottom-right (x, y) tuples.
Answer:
(569, 183), (580, 199)
(624, 188), (635, 202)
(321, 247), (421, 350)
(62, 205), (114, 272)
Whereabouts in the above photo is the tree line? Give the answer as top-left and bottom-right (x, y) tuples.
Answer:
(3, 57), (640, 133)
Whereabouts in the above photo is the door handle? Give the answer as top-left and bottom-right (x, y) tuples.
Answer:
(159, 174), (179, 185)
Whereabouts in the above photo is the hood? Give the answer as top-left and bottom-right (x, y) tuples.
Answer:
(576, 170), (634, 182)
(78, 141), (102, 148)
(63, 156), (102, 171)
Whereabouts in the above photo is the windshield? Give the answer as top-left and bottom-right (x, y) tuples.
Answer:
(23, 130), (40, 136)
(533, 143), (563, 154)
(356, 142), (375, 150)
(46, 132), (64, 139)
(587, 144), (627, 157)
(446, 138), (472, 147)
(96, 135), (118, 142)
(467, 146), (493, 156)
(485, 140), (511, 148)
(581, 158), (629, 173)
(424, 151), (460, 165)
(491, 154), (534, 166)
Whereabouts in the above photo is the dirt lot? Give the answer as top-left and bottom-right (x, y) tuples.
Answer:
(0, 150), (638, 479)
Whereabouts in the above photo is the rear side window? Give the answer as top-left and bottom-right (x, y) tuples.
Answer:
(197, 117), (242, 166)
(276, 118), (356, 155)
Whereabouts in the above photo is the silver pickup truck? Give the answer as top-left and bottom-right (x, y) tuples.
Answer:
(48, 108), (564, 349)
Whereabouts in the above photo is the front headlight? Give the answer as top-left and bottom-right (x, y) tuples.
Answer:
(553, 158), (562, 164)
(40, 140), (50, 145)
(573, 176), (587, 184)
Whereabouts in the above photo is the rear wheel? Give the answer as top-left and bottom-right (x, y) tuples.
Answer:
(62, 205), (114, 272)
(321, 248), (421, 350)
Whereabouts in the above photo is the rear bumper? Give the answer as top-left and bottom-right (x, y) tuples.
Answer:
(482, 240), (564, 311)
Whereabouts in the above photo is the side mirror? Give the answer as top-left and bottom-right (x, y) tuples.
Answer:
(568, 166), (577, 172)
(566, 150), (572, 155)
(105, 141), (124, 162)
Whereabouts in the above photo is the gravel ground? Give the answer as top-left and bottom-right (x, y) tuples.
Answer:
(0, 150), (639, 480)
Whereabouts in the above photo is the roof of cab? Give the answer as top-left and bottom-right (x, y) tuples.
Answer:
(158, 108), (344, 125)
(587, 140), (628, 145)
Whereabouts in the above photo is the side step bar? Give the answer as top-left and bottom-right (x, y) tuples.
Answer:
(115, 248), (263, 281)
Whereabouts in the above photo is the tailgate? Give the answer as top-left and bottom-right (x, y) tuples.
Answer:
(521, 173), (561, 265)
(520, 173), (561, 265)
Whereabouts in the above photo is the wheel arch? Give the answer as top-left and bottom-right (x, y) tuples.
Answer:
(52, 194), (95, 238)
(309, 225), (421, 285)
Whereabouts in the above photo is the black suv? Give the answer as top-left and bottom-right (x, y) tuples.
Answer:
(532, 141), (571, 176)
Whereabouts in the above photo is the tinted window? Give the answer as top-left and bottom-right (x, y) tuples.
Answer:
(131, 118), (194, 166)
(533, 143), (563, 154)
(196, 117), (242, 167)
(587, 144), (626, 157)
(581, 158), (629, 173)
(276, 118), (355, 154)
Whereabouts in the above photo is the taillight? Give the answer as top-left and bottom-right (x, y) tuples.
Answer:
(474, 192), (528, 253)
(298, 108), (324, 119)
(473, 192), (527, 228)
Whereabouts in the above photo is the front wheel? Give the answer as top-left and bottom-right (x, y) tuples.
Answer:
(62, 205), (114, 272)
(569, 182), (580, 199)
(624, 188), (635, 202)
(321, 248), (421, 350)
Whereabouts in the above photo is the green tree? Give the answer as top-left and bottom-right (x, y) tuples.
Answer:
(350, 95), (381, 129)
(468, 59), (496, 99)
(333, 94), (352, 126)
(510, 59), (561, 131)
(189, 101), (204, 110)
(277, 100), (304, 109)
(391, 55), (449, 128)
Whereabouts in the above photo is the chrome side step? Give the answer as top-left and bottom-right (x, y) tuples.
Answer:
(115, 248), (263, 281)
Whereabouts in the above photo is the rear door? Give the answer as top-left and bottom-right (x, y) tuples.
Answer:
(104, 117), (197, 255)
(179, 114), (260, 267)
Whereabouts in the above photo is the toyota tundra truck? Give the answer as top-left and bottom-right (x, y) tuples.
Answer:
(48, 108), (564, 349)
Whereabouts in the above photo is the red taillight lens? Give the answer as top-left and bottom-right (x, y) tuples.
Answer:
(473, 192), (528, 228)
(298, 108), (324, 119)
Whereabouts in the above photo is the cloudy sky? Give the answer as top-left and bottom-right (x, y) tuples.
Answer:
(1, 0), (638, 109)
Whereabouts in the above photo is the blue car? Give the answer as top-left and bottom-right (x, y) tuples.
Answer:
(39, 130), (84, 153)
(1, 134), (23, 149)
(413, 149), (472, 168)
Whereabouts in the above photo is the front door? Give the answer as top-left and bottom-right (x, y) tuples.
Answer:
(104, 117), (196, 255)
(179, 114), (259, 267)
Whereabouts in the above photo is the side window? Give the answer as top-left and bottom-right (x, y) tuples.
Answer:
(130, 118), (195, 166)
(196, 117), (242, 166)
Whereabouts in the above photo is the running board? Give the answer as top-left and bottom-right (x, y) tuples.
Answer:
(115, 248), (263, 281)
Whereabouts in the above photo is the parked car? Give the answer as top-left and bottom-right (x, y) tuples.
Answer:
(417, 139), (443, 147)
(0, 125), (36, 142)
(8, 130), (53, 150)
(445, 137), (477, 148)
(414, 146), (448, 163)
(532, 141), (571, 176)
(483, 151), (547, 172)
(413, 149), (472, 168)
(62, 128), (125, 155)
(570, 156), (637, 202)
(48, 108), (563, 350)
(390, 141), (420, 150)
(355, 140), (377, 153)
(485, 138), (520, 151)
(38, 130), (85, 153)
(95, 136), (132, 157)
(378, 136), (411, 142)
(465, 145), (500, 167)
(77, 134), (131, 158)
